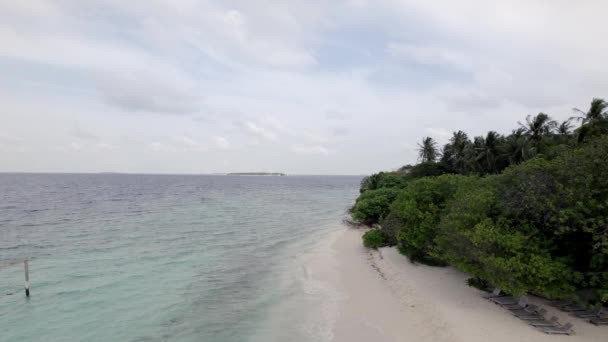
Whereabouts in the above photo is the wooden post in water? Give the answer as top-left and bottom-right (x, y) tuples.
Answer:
(24, 259), (30, 297)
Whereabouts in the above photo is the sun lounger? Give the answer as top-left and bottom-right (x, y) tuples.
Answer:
(516, 308), (547, 321)
(575, 307), (604, 319)
(501, 297), (528, 310)
(562, 305), (587, 312)
(589, 315), (608, 325)
(510, 304), (538, 314)
(483, 288), (504, 299)
(490, 296), (518, 305)
(530, 316), (559, 328)
(541, 322), (574, 335)
(550, 299), (573, 307)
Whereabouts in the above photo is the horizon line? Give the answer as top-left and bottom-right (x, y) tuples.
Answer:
(0, 171), (368, 177)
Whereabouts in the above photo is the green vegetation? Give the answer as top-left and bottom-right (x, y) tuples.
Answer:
(467, 277), (490, 291)
(392, 175), (474, 262)
(351, 187), (401, 225)
(362, 230), (388, 249)
(353, 98), (608, 303)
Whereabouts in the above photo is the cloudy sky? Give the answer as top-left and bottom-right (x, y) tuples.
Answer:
(1, 1), (607, 175)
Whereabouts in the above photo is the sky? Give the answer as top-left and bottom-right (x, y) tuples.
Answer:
(1, 1), (607, 175)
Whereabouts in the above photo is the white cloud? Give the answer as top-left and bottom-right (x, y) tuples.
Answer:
(114, 2), (318, 69)
(212, 136), (231, 149)
(387, 43), (473, 71)
(71, 124), (99, 141)
(424, 127), (452, 145)
(325, 110), (351, 121)
(148, 141), (171, 152)
(1, 1), (607, 174)
(291, 144), (332, 155)
(330, 126), (350, 137)
(70, 142), (83, 151)
(243, 121), (278, 142)
(95, 142), (118, 150)
(0, 134), (24, 146)
(0, 26), (172, 74)
(95, 71), (200, 114)
(172, 136), (208, 151)
(302, 132), (329, 144)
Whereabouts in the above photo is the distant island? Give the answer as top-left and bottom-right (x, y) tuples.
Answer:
(227, 172), (286, 176)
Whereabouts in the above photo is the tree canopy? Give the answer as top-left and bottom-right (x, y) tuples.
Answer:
(418, 137), (439, 163)
(352, 98), (608, 304)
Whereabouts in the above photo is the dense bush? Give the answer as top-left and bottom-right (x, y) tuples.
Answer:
(435, 140), (608, 298)
(407, 162), (449, 178)
(352, 98), (608, 303)
(350, 188), (400, 225)
(362, 230), (388, 249)
(359, 172), (408, 193)
(496, 137), (608, 299)
(390, 175), (475, 261)
(433, 177), (500, 272)
(467, 277), (490, 291)
(378, 211), (402, 246)
(437, 210), (578, 297)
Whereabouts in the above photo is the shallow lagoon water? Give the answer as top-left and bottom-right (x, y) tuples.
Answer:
(0, 174), (361, 342)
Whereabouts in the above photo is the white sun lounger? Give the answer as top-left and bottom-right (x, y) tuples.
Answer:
(541, 322), (573, 335)
(530, 316), (559, 328)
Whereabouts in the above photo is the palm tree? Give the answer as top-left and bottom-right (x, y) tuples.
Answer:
(440, 144), (454, 170)
(463, 138), (483, 173)
(572, 98), (608, 143)
(519, 112), (557, 144)
(557, 119), (573, 136)
(451, 131), (470, 154)
(501, 128), (535, 165)
(417, 137), (439, 163)
(572, 98), (608, 124)
(475, 131), (502, 174)
(441, 131), (470, 173)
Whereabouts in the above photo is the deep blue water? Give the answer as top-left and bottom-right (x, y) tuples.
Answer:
(0, 174), (361, 342)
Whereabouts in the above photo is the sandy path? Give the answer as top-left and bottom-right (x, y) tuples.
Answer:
(330, 228), (607, 342)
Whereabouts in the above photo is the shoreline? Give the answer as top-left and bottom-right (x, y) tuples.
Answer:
(320, 227), (607, 342)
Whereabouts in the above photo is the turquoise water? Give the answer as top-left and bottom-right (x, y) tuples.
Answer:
(0, 174), (361, 341)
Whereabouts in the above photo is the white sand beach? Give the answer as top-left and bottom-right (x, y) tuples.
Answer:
(321, 228), (607, 342)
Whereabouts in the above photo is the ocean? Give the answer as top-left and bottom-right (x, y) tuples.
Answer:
(0, 174), (362, 342)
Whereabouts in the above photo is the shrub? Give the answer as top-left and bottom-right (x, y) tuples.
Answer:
(471, 219), (576, 297)
(493, 137), (608, 298)
(351, 188), (400, 225)
(390, 174), (475, 261)
(407, 162), (449, 178)
(362, 230), (387, 249)
(378, 211), (402, 246)
(433, 177), (500, 271)
(435, 177), (579, 297)
(398, 244), (448, 266)
(359, 172), (408, 193)
(467, 277), (490, 291)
